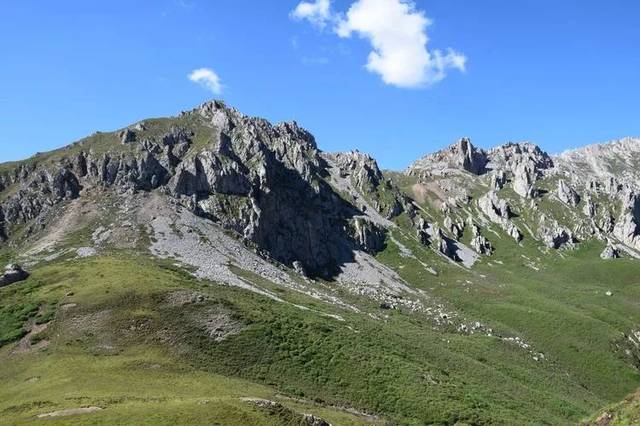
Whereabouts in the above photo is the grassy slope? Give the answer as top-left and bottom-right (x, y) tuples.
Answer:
(1, 150), (639, 424)
(0, 255), (375, 426)
(583, 390), (640, 425)
(1, 248), (632, 425)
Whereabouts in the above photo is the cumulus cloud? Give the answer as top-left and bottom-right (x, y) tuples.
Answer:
(291, 0), (466, 88)
(188, 68), (223, 94)
(290, 0), (333, 28)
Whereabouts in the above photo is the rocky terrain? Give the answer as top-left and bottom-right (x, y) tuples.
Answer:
(1, 101), (640, 424)
(405, 135), (640, 259)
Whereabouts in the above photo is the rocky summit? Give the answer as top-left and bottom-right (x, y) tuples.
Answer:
(2, 101), (640, 425)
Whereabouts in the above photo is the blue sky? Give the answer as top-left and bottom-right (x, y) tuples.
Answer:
(1, 0), (639, 169)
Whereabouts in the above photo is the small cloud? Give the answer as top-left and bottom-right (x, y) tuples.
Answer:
(291, 36), (300, 50)
(188, 68), (223, 94)
(290, 0), (333, 29)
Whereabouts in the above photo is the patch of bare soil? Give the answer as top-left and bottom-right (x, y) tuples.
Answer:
(12, 322), (50, 355)
(165, 290), (207, 307)
(36, 407), (103, 418)
(25, 197), (99, 255)
(193, 308), (244, 342)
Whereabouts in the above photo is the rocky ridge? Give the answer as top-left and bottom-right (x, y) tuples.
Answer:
(2, 103), (640, 282)
(406, 136), (640, 259)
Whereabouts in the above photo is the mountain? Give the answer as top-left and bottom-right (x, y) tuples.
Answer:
(1, 101), (640, 424)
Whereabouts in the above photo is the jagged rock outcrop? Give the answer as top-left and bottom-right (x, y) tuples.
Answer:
(470, 225), (493, 255)
(324, 150), (406, 220)
(557, 179), (580, 207)
(512, 163), (538, 199)
(478, 191), (512, 221)
(407, 138), (487, 176)
(506, 223), (524, 243)
(600, 244), (620, 259)
(555, 137), (640, 185)
(4, 101), (640, 267)
(478, 191), (523, 242)
(583, 196), (596, 218)
(444, 216), (464, 239)
(0, 101), (397, 278)
(470, 235), (493, 255)
(118, 128), (136, 144)
(329, 150), (383, 193)
(539, 225), (575, 249)
(600, 211), (615, 233)
(613, 191), (640, 252)
(349, 217), (386, 254)
(415, 217), (431, 246)
(0, 264), (29, 287)
(487, 142), (554, 174)
(490, 170), (507, 190)
(433, 227), (458, 260)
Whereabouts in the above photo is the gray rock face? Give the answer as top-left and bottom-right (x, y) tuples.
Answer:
(487, 142), (554, 174)
(0, 101), (390, 279)
(0, 264), (29, 287)
(470, 224), (493, 255)
(478, 191), (512, 221)
(407, 138), (487, 176)
(490, 170), (507, 190)
(349, 217), (386, 254)
(415, 217), (431, 246)
(540, 225), (575, 249)
(600, 244), (620, 259)
(507, 223), (524, 243)
(433, 227), (458, 260)
(444, 216), (464, 239)
(118, 128), (136, 144)
(583, 196), (596, 218)
(613, 191), (640, 252)
(555, 137), (640, 185)
(512, 163), (538, 199)
(478, 191), (523, 243)
(325, 150), (406, 220)
(557, 179), (580, 207)
(471, 235), (493, 255)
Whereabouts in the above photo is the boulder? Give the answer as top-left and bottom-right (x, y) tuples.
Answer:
(540, 225), (575, 249)
(600, 245), (620, 259)
(0, 264), (29, 287)
(443, 216), (464, 239)
(471, 235), (493, 255)
(118, 128), (136, 144)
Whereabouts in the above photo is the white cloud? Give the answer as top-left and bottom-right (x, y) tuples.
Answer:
(290, 0), (333, 28)
(291, 0), (466, 88)
(188, 68), (223, 94)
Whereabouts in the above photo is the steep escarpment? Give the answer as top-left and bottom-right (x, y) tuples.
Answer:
(0, 101), (403, 278)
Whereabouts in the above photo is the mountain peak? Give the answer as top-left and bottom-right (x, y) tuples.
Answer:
(406, 137), (488, 176)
